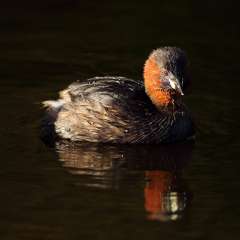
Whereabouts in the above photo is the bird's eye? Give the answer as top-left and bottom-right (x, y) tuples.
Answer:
(163, 69), (168, 75)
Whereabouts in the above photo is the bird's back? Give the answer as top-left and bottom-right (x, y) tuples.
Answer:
(41, 76), (194, 143)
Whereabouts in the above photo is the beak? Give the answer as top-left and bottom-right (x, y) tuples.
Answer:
(168, 75), (184, 96)
(174, 80), (184, 96)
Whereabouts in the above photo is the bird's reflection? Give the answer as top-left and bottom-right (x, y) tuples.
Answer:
(144, 170), (189, 221)
(55, 141), (193, 221)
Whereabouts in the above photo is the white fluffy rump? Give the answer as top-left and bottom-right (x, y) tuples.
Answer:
(42, 100), (64, 111)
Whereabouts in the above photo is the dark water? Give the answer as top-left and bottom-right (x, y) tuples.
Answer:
(0, 1), (240, 239)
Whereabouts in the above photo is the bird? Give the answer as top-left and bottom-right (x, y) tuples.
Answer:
(41, 47), (195, 144)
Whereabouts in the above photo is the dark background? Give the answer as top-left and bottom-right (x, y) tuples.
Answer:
(0, 1), (239, 239)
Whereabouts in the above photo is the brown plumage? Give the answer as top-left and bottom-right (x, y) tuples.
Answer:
(41, 47), (195, 144)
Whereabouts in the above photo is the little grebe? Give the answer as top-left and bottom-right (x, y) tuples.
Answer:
(42, 47), (195, 143)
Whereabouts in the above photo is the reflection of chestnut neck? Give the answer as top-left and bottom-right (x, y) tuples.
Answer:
(144, 170), (172, 214)
(144, 170), (190, 222)
(144, 57), (172, 110)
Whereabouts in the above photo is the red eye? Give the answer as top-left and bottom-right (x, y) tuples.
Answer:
(163, 70), (168, 75)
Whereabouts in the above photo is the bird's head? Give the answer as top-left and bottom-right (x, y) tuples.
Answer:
(144, 47), (190, 109)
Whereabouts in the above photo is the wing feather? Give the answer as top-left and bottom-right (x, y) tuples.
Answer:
(43, 76), (182, 143)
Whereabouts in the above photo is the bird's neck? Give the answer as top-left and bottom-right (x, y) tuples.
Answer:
(144, 57), (172, 110)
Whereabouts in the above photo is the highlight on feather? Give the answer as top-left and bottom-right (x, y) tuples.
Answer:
(42, 100), (64, 110)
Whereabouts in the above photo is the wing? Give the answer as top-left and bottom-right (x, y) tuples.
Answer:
(59, 76), (158, 118)
(44, 76), (175, 143)
(63, 76), (144, 105)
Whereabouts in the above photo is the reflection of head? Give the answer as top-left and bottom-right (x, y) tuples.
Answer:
(144, 170), (190, 222)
